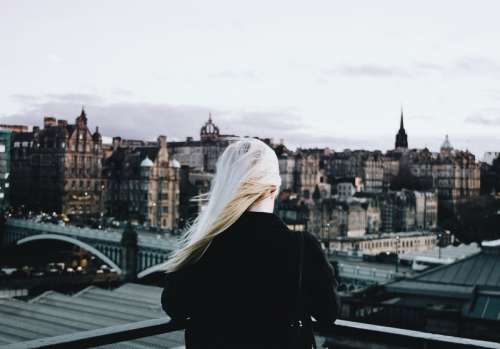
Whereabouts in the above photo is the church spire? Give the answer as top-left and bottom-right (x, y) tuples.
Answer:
(400, 106), (404, 129)
(395, 106), (408, 150)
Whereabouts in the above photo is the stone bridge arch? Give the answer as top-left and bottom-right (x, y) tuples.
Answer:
(17, 234), (122, 274)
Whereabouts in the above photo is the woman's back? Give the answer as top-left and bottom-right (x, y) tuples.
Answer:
(161, 211), (339, 348)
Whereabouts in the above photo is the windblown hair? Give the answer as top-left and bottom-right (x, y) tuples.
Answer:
(163, 138), (282, 273)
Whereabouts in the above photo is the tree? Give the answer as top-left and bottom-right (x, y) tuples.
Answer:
(444, 196), (500, 243)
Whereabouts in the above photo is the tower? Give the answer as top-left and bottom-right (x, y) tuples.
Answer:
(440, 134), (453, 157)
(76, 105), (87, 128)
(395, 107), (408, 150)
(200, 113), (220, 141)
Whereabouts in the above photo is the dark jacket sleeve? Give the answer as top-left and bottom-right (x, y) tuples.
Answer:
(161, 269), (192, 321)
(303, 231), (340, 329)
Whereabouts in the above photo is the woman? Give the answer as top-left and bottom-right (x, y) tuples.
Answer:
(161, 138), (339, 348)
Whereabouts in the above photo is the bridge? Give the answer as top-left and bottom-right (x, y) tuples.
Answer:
(2, 219), (402, 286)
(2, 219), (179, 277)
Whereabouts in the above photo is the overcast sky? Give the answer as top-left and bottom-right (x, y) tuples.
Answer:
(2, 0), (500, 157)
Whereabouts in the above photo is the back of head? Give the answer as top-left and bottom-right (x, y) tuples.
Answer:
(164, 137), (281, 272)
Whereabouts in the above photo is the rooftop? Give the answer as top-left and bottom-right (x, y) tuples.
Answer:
(386, 241), (500, 321)
(0, 283), (184, 348)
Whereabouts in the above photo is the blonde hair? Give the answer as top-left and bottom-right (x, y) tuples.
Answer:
(163, 138), (281, 272)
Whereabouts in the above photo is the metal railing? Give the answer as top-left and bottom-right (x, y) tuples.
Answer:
(1, 318), (499, 349)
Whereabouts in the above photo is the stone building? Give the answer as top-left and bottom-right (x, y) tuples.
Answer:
(294, 148), (329, 198)
(329, 231), (437, 256)
(9, 109), (104, 217)
(103, 136), (180, 229)
(309, 197), (381, 241)
(380, 190), (438, 233)
(362, 152), (385, 193)
(414, 191), (438, 229)
(401, 136), (480, 208)
(326, 150), (385, 193)
(435, 140), (480, 206)
(335, 177), (363, 200)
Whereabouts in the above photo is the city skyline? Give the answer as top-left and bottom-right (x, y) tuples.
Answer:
(1, 106), (488, 157)
(2, 1), (500, 156)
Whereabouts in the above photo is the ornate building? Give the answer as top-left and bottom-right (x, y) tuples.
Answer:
(10, 109), (104, 217)
(200, 113), (220, 141)
(168, 114), (234, 172)
(294, 148), (329, 198)
(104, 136), (180, 229)
(402, 136), (481, 207)
(325, 150), (385, 193)
(395, 108), (408, 150)
(308, 197), (381, 241)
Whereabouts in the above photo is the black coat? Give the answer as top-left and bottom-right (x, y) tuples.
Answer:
(161, 211), (339, 348)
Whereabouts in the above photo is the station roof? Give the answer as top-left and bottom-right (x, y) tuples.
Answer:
(0, 283), (184, 348)
(385, 242), (500, 321)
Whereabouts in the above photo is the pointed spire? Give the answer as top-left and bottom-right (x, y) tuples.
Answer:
(400, 106), (404, 130)
(395, 106), (408, 150)
(208, 112), (212, 122)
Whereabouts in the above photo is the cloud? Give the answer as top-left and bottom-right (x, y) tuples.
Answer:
(10, 94), (41, 104)
(47, 54), (63, 64)
(322, 57), (500, 80)
(209, 69), (258, 79)
(2, 93), (496, 157)
(1, 94), (312, 144)
(326, 64), (412, 78)
(454, 57), (500, 75)
(465, 108), (500, 125)
(413, 62), (445, 73)
(0, 93), (381, 150)
(112, 88), (134, 97)
(45, 93), (104, 104)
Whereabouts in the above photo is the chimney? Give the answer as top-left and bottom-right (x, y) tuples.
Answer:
(44, 117), (57, 128)
(186, 136), (193, 142)
(158, 135), (167, 149)
(57, 119), (68, 128)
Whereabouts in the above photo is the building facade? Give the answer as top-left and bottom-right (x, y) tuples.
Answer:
(104, 136), (180, 229)
(329, 231), (437, 256)
(10, 109), (104, 216)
